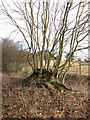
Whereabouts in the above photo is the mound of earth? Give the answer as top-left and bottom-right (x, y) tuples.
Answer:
(2, 74), (89, 119)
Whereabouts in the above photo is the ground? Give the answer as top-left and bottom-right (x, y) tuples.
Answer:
(2, 73), (89, 120)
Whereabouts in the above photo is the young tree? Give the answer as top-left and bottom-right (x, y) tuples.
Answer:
(0, 0), (88, 91)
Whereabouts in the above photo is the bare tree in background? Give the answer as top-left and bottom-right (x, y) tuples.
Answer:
(0, 0), (88, 91)
(1, 38), (28, 72)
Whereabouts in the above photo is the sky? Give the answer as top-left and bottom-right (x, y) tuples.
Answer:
(0, 0), (89, 61)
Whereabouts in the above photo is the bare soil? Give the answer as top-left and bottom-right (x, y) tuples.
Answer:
(2, 73), (89, 120)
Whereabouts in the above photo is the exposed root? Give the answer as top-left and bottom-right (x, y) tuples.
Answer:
(22, 69), (73, 94)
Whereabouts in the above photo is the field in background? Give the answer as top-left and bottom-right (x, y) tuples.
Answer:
(67, 62), (89, 76)
(20, 61), (89, 77)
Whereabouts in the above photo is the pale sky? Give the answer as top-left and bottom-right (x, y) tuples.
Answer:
(0, 0), (88, 60)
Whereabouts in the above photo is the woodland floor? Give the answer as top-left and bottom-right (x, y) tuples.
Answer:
(2, 73), (90, 120)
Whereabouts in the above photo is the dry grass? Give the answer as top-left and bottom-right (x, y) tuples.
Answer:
(67, 62), (89, 76)
(19, 61), (89, 77)
(64, 74), (88, 95)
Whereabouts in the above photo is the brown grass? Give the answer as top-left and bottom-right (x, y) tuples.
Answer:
(19, 61), (89, 77)
(67, 62), (88, 76)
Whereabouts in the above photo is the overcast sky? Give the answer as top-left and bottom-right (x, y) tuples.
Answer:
(0, 0), (88, 38)
(0, 0), (88, 60)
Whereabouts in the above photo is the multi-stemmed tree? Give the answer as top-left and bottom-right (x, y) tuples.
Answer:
(1, 0), (88, 91)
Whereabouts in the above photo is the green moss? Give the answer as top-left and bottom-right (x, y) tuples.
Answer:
(22, 69), (73, 93)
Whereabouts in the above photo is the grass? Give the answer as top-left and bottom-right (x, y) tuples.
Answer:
(67, 62), (89, 76)
(20, 61), (89, 77)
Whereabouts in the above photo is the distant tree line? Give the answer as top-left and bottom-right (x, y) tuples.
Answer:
(1, 38), (28, 73)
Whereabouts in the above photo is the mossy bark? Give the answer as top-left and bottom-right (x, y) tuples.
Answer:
(22, 69), (73, 93)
